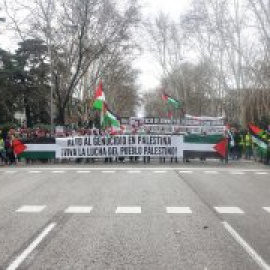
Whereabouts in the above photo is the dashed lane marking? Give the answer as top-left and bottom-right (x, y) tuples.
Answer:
(230, 171), (245, 175)
(102, 170), (115, 174)
(214, 207), (244, 214)
(65, 206), (93, 214)
(223, 221), (270, 270)
(153, 170), (167, 174)
(6, 223), (56, 270)
(16, 205), (46, 213)
(77, 171), (91, 174)
(255, 172), (268, 175)
(166, 207), (192, 214)
(4, 171), (17, 174)
(127, 170), (142, 174)
(52, 171), (65, 174)
(115, 206), (141, 214)
(262, 207), (270, 213)
(29, 171), (41, 174)
(204, 171), (219, 174)
(179, 171), (193, 174)
(10, 206), (270, 214)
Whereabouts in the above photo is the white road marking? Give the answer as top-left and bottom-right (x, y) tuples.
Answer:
(204, 171), (219, 174)
(16, 205), (46, 213)
(263, 207), (270, 213)
(115, 206), (141, 214)
(179, 171), (193, 174)
(29, 171), (41, 174)
(4, 171), (17, 174)
(230, 171), (245, 175)
(6, 222), (56, 270)
(223, 221), (270, 270)
(102, 170), (115, 174)
(153, 171), (167, 174)
(214, 207), (244, 214)
(65, 206), (93, 214)
(52, 171), (65, 174)
(255, 172), (268, 175)
(1, 167), (269, 172)
(166, 207), (192, 214)
(77, 171), (91, 174)
(127, 170), (141, 174)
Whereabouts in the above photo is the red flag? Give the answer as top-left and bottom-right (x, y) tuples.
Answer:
(94, 81), (103, 99)
(162, 93), (168, 101)
(13, 139), (27, 155)
(248, 123), (263, 135)
(214, 139), (227, 158)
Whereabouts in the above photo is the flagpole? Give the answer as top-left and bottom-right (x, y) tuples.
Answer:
(98, 59), (104, 131)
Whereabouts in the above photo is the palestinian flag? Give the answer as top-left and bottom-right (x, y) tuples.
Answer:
(13, 139), (27, 155)
(248, 124), (268, 153)
(162, 93), (181, 109)
(103, 109), (120, 129)
(214, 138), (227, 158)
(183, 134), (227, 159)
(93, 81), (105, 110)
(17, 137), (56, 159)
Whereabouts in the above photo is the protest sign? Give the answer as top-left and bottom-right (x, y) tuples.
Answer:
(56, 135), (184, 159)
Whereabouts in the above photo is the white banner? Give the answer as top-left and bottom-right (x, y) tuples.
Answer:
(56, 135), (184, 159)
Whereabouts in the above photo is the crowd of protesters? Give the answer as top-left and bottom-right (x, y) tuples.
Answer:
(0, 126), (269, 166)
(0, 130), (17, 165)
(227, 127), (270, 165)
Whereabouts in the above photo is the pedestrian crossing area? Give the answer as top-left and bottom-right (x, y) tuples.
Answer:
(13, 205), (270, 215)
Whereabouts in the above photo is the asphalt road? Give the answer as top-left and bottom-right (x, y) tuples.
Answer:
(0, 161), (270, 270)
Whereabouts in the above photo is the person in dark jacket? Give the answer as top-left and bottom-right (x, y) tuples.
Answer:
(5, 136), (16, 165)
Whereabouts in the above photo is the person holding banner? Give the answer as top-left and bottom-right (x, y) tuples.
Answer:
(103, 129), (113, 163)
(143, 128), (150, 163)
(159, 127), (166, 163)
(5, 134), (16, 165)
(170, 129), (179, 163)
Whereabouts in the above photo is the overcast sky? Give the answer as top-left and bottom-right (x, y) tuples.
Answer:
(0, 0), (191, 93)
(135, 0), (191, 93)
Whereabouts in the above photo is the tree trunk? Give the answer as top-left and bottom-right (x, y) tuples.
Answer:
(24, 95), (32, 128)
(57, 106), (66, 125)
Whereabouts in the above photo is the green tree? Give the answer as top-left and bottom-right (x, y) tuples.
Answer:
(15, 39), (50, 127)
(0, 48), (18, 123)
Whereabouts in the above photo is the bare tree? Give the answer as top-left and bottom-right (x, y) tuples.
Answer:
(4, 0), (140, 124)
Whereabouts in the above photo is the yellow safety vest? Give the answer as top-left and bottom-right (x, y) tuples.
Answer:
(245, 134), (251, 146)
(239, 135), (244, 146)
(0, 139), (4, 151)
